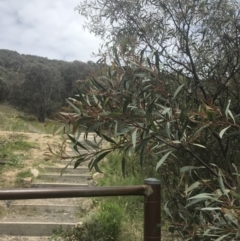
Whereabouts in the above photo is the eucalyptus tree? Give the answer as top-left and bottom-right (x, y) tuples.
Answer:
(53, 1), (240, 239)
(73, 0), (240, 183)
(21, 64), (63, 122)
(79, 0), (240, 100)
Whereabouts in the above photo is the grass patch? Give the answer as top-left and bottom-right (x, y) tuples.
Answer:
(15, 169), (32, 179)
(15, 169), (33, 187)
(52, 202), (124, 241)
(0, 103), (63, 134)
(95, 152), (144, 241)
(0, 135), (36, 167)
(0, 134), (37, 187)
(96, 152), (177, 241)
(0, 114), (62, 134)
(11, 140), (36, 150)
(97, 153), (143, 186)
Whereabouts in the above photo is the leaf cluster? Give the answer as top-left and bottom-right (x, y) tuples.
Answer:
(57, 1), (240, 239)
(56, 49), (240, 240)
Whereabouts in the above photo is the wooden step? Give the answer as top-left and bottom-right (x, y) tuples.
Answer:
(44, 165), (89, 174)
(9, 204), (80, 213)
(31, 182), (89, 188)
(0, 222), (76, 236)
(39, 174), (91, 182)
(60, 159), (90, 167)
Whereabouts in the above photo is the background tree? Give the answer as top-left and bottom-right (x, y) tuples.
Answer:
(0, 49), (96, 121)
(55, 0), (240, 239)
(21, 64), (63, 122)
(60, 60), (94, 99)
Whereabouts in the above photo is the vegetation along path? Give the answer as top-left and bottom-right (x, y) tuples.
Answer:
(0, 130), (96, 240)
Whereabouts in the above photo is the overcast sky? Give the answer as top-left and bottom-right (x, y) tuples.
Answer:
(0, 0), (102, 62)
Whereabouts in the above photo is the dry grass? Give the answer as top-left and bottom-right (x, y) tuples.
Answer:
(0, 103), (62, 134)
(0, 102), (65, 187)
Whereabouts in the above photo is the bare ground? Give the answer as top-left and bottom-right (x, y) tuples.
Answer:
(0, 131), (63, 187)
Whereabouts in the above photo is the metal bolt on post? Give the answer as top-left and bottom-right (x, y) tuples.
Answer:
(144, 178), (161, 241)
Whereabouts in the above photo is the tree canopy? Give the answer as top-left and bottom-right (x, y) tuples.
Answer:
(21, 64), (63, 122)
(0, 49), (97, 121)
(56, 1), (240, 239)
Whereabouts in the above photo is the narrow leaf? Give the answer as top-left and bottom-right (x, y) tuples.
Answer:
(230, 190), (240, 199)
(101, 134), (116, 144)
(114, 121), (118, 138)
(91, 76), (106, 90)
(140, 46), (147, 64)
(219, 126), (231, 139)
(67, 134), (89, 151)
(225, 99), (231, 118)
(132, 129), (137, 149)
(60, 159), (73, 176)
(218, 169), (228, 197)
(140, 146), (144, 169)
(147, 57), (152, 68)
(123, 99), (129, 114)
(66, 99), (81, 114)
(76, 88), (85, 103)
(192, 123), (211, 139)
(53, 125), (65, 136)
(164, 201), (173, 220)
(154, 51), (160, 74)
(73, 144), (80, 154)
(191, 143), (206, 148)
(74, 157), (86, 169)
(185, 181), (201, 194)
(172, 84), (185, 101)
(215, 233), (231, 241)
(89, 150), (111, 171)
(185, 198), (205, 208)
(228, 110), (235, 124)
(180, 166), (205, 173)
(201, 207), (221, 211)
(188, 193), (222, 202)
(156, 150), (174, 171)
(84, 139), (101, 149)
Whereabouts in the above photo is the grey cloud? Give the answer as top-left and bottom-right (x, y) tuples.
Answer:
(0, 0), (102, 62)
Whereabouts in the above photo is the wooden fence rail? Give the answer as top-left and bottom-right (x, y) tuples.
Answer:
(0, 178), (161, 241)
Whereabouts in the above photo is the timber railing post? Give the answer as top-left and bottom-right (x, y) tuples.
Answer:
(144, 178), (161, 241)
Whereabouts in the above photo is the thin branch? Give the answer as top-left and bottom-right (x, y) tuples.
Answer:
(186, 147), (232, 189)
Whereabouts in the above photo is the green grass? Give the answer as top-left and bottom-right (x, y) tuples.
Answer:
(0, 134), (36, 167)
(0, 134), (37, 187)
(15, 169), (32, 179)
(0, 103), (63, 134)
(15, 169), (34, 187)
(94, 152), (144, 241)
(97, 152), (179, 241)
(0, 114), (62, 134)
(97, 152), (144, 185)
